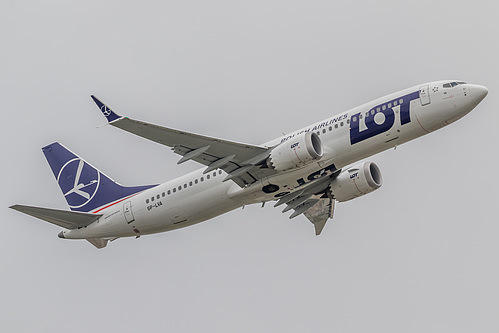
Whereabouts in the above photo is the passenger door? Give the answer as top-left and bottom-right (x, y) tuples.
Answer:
(123, 201), (135, 224)
(419, 85), (431, 106)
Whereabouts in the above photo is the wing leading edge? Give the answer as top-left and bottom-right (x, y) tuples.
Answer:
(91, 96), (276, 187)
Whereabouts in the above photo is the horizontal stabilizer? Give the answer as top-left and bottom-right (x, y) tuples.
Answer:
(10, 205), (102, 229)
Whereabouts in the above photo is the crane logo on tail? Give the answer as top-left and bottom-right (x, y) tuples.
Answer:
(101, 105), (112, 117)
(57, 158), (100, 209)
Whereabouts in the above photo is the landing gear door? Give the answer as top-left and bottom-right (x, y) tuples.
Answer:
(123, 201), (135, 224)
(419, 85), (431, 106)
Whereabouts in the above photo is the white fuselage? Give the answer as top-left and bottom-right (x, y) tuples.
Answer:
(62, 81), (486, 240)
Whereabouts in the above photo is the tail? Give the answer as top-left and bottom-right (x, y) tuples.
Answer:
(42, 142), (156, 213)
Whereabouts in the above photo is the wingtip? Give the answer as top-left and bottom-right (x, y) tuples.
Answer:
(314, 221), (326, 235)
(91, 95), (122, 122)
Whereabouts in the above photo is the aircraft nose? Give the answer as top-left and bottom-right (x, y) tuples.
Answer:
(469, 84), (488, 104)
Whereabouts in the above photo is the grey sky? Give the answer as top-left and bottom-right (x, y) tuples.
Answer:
(2, 0), (498, 332)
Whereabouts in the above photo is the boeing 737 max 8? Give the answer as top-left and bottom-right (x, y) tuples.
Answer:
(10, 80), (488, 248)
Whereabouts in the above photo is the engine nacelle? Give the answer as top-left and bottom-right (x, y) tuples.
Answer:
(268, 132), (323, 171)
(329, 162), (383, 202)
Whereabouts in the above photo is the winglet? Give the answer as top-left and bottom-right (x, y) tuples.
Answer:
(91, 95), (122, 122)
(313, 220), (327, 236)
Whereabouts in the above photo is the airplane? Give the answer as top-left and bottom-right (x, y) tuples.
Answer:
(10, 80), (488, 248)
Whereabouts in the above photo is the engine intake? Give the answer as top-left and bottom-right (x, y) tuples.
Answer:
(267, 132), (323, 171)
(329, 162), (382, 202)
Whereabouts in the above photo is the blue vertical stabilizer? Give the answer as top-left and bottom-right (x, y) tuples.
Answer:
(42, 142), (156, 212)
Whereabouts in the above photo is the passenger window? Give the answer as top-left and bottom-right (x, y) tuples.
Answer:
(393, 100), (398, 106)
(195, 179), (198, 184)
(322, 129), (326, 134)
(156, 195), (160, 199)
(173, 188), (176, 193)
(340, 122), (344, 127)
(207, 175), (211, 180)
(399, 99), (403, 104)
(352, 116), (357, 122)
(189, 181), (193, 186)
(335, 124), (338, 129)
(388, 103), (392, 108)
(167, 190), (171, 195)
(146, 199), (149, 204)
(162, 192), (165, 197)
(347, 119), (350, 124)
(178, 186), (182, 191)
(316, 131), (320, 136)
(151, 197), (154, 202)
(382, 105), (386, 111)
(201, 177), (204, 182)
(219, 170), (222, 175)
(329, 126), (332, 131)
(213, 172), (217, 177)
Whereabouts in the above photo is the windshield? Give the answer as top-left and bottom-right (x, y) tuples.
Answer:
(443, 81), (466, 88)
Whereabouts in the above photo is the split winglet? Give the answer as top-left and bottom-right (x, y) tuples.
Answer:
(91, 95), (122, 122)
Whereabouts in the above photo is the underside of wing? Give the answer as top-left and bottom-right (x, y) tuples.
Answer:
(91, 96), (277, 187)
(10, 205), (102, 229)
(303, 197), (335, 235)
(275, 171), (339, 235)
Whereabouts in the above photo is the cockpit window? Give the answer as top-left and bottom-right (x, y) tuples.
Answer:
(443, 81), (467, 88)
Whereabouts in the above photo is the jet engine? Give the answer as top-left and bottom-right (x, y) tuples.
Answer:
(267, 132), (323, 171)
(329, 162), (382, 202)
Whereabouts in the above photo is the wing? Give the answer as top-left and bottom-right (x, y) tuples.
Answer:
(10, 205), (102, 229)
(92, 96), (276, 187)
(274, 171), (339, 235)
(303, 197), (335, 235)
